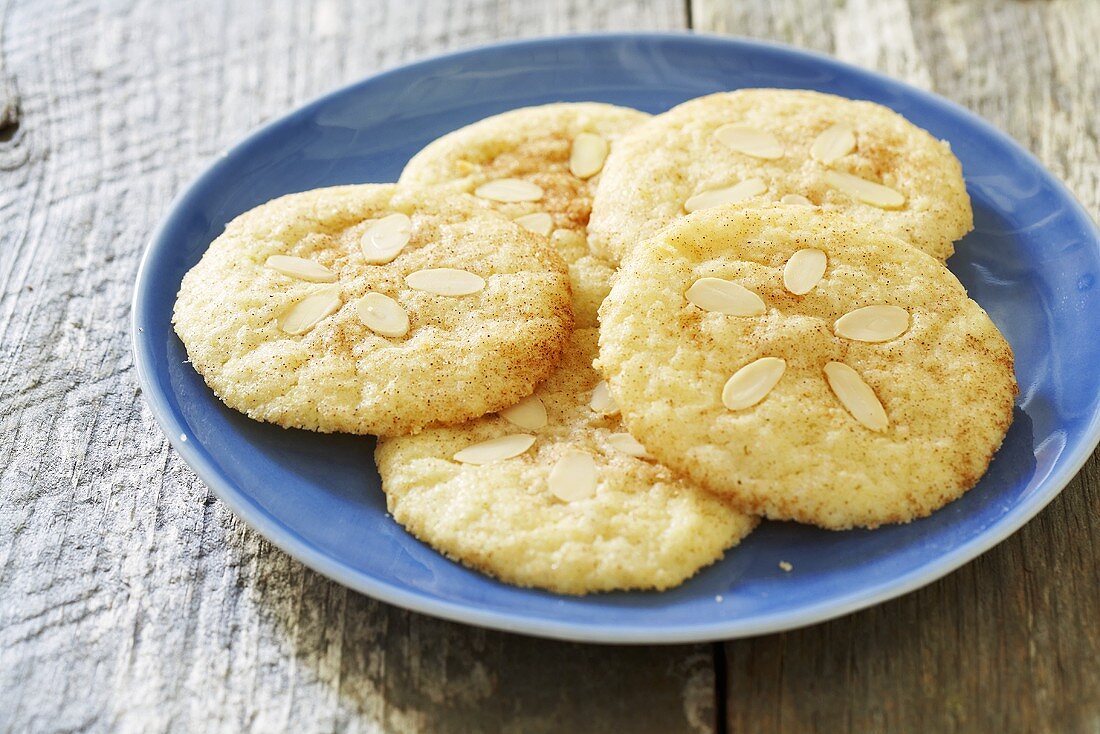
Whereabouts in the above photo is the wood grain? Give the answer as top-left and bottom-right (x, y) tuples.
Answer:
(693, 1), (1100, 732)
(1, 0), (1098, 732)
(0, 2), (707, 733)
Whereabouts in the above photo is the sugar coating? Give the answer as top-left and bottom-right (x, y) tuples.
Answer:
(399, 102), (649, 326)
(173, 184), (573, 436)
(375, 328), (758, 594)
(588, 88), (972, 263)
(596, 205), (1016, 530)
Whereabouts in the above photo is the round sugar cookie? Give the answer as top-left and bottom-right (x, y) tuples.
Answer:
(588, 88), (972, 263)
(400, 102), (650, 326)
(375, 328), (758, 595)
(596, 205), (1016, 530)
(173, 184), (573, 436)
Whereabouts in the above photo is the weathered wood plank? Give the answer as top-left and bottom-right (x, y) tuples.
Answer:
(693, 1), (1100, 731)
(5, 0), (1099, 731)
(0, 2), (706, 733)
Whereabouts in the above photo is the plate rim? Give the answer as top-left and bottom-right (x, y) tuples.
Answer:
(132, 31), (1100, 644)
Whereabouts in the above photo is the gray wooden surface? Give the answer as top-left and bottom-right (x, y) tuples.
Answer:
(1, 1), (1097, 732)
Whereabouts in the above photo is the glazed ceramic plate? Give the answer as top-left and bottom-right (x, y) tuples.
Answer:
(132, 34), (1100, 643)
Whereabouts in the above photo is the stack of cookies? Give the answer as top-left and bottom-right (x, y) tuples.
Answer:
(174, 90), (1017, 595)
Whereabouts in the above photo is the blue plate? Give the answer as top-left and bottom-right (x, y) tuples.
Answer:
(132, 33), (1100, 643)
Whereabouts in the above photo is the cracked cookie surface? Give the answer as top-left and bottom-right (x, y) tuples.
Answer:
(173, 184), (573, 436)
(376, 328), (757, 594)
(596, 205), (1015, 529)
(400, 102), (649, 327)
(588, 88), (972, 263)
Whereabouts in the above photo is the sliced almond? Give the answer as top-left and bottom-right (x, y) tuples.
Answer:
(474, 178), (544, 203)
(834, 305), (909, 342)
(685, 277), (765, 316)
(684, 178), (767, 213)
(360, 213), (412, 265)
(453, 434), (535, 464)
(780, 194), (813, 206)
(810, 123), (856, 164)
(722, 357), (786, 411)
(354, 292), (409, 338)
(823, 362), (888, 431)
(277, 287), (341, 335)
(499, 395), (547, 431)
(405, 268), (485, 296)
(513, 211), (553, 237)
(714, 124), (784, 159)
(590, 381), (619, 415)
(824, 171), (905, 209)
(607, 432), (650, 459)
(265, 255), (337, 283)
(569, 132), (609, 179)
(783, 248), (827, 295)
(548, 450), (597, 502)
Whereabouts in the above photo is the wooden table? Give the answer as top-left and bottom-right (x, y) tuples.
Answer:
(2, 1), (1097, 732)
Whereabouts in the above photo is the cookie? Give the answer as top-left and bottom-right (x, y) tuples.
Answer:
(173, 184), (573, 436)
(400, 102), (649, 326)
(588, 88), (972, 262)
(596, 205), (1016, 529)
(375, 328), (758, 595)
